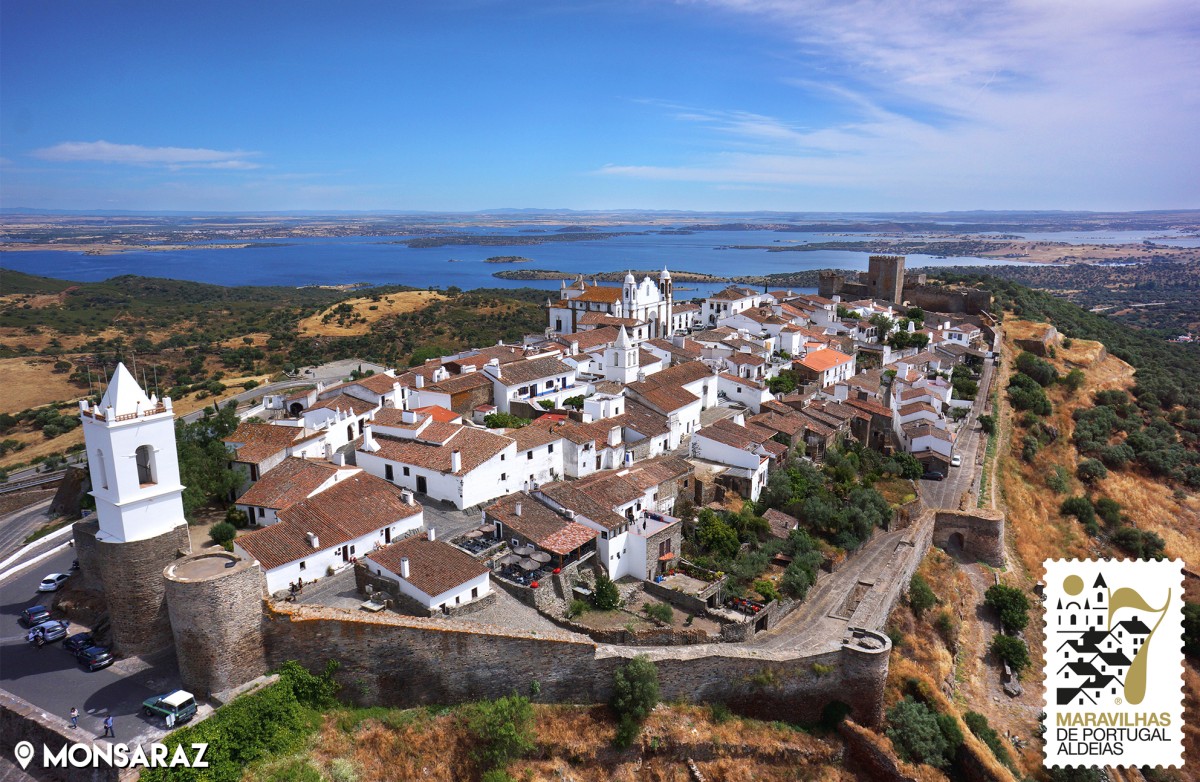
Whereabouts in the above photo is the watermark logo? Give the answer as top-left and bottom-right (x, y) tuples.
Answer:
(10, 740), (209, 770)
(1043, 558), (1184, 768)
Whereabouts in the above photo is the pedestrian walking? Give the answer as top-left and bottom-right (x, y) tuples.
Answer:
(69, 707), (78, 729)
(102, 715), (114, 738)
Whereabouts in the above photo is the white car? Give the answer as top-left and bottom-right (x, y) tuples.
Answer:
(950, 454), (963, 468)
(37, 573), (70, 592)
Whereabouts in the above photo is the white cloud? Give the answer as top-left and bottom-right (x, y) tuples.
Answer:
(32, 140), (260, 170)
(602, 0), (1200, 207)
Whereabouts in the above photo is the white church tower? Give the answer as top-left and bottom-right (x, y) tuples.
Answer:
(604, 326), (640, 383)
(80, 363), (188, 543)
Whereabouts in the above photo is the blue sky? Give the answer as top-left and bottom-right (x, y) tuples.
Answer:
(2, 0), (1198, 212)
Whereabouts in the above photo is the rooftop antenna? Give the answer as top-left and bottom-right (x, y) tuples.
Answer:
(86, 364), (95, 397)
(153, 364), (159, 398)
(101, 363), (110, 400)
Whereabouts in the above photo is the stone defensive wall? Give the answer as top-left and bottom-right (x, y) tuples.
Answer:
(262, 601), (892, 727)
(930, 509), (1005, 567)
(0, 689), (133, 782)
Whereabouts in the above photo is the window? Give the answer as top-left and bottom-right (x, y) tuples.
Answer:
(135, 445), (157, 485)
(683, 479), (689, 488)
(659, 539), (672, 556)
(95, 450), (109, 490)
(548, 443), (554, 453)
(501, 453), (505, 461)
(250, 464), (259, 481)
(546, 381), (554, 390)
(471, 587), (478, 599)
(601, 531), (608, 540)
(299, 561), (307, 571)
(500, 473), (507, 481)
(349, 545), (355, 555)
(403, 467), (410, 477)
(527, 451), (533, 460)
(385, 464), (394, 481)
(257, 507), (265, 518)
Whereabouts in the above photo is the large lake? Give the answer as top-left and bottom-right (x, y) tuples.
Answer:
(2, 227), (1189, 297)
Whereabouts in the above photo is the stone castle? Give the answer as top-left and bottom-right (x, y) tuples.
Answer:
(818, 254), (992, 314)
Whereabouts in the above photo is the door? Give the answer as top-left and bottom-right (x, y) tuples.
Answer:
(384, 527), (392, 544)
(416, 475), (427, 494)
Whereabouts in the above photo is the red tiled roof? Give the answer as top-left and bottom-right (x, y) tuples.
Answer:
(559, 326), (620, 351)
(236, 457), (340, 510)
(696, 418), (777, 450)
(370, 426), (512, 476)
(627, 381), (698, 413)
(426, 372), (493, 395)
(573, 286), (623, 304)
(845, 397), (893, 418)
(224, 422), (324, 465)
(491, 356), (573, 386)
(367, 535), (488, 599)
(508, 425), (562, 452)
(577, 312), (639, 327)
(305, 393), (377, 416)
(412, 405), (461, 423)
(797, 349), (853, 372)
(373, 408), (430, 430)
(485, 492), (598, 555)
(236, 474), (422, 571)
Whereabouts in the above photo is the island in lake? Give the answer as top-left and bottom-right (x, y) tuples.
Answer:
(483, 255), (534, 264)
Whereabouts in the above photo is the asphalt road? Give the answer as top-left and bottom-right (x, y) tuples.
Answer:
(919, 356), (996, 510)
(0, 546), (181, 749)
(0, 501), (56, 560)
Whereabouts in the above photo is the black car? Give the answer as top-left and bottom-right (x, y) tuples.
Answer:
(19, 605), (51, 628)
(75, 646), (115, 672)
(64, 632), (95, 653)
(921, 470), (945, 481)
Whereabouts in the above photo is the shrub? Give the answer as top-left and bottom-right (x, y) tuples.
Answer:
(1184, 601), (1200, 658)
(978, 414), (996, 434)
(329, 759), (358, 782)
(990, 634), (1030, 673)
(709, 702), (732, 724)
(243, 379), (259, 390)
(908, 574), (937, 619)
(1060, 368), (1085, 393)
(209, 521), (237, 545)
(885, 697), (956, 768)
(593, 572), (620, 611)
(225, 507), (250, 529)
(611, 655), (660, 748)
(1016, 351), (1059, 386)
(644, 602), (674, 624)
(566, 599), (589, 619)
(1076, 458), (1108, 484)
(964, 711), (1015, 770)
(935, 610), (958, 648)
(466, 694), (536, 772)
(753, 579), (780, 603)
(1046, 465), (1070, 494)
(1093, 497), (1122, 526)
(984, 584), (1030, 633)
(1060, 496), (1097, 532)
(1112, 526), (1165, 559)
(483, 412), (530, 429)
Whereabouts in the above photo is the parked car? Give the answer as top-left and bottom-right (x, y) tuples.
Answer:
(142, 690), (197, 724)
(64, 632), (95, 653)
(921, 470), (945, 481)
(38, 573), (71, 592)
(29, 619), (70, 643)
(951, 454), (963, 468)
(76, 645), (115, 672)
(19, 605), (51, 628)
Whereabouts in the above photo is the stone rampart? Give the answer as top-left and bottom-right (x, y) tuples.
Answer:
(0, 689), (133, 782)
(932, 509), (1005, 567)
(263, 602), (892, 727)
(164, 551), (268, 696)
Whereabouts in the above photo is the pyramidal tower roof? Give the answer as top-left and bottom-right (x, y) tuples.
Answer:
(615, 325), (633, 348)
(99, 363), (153, 416)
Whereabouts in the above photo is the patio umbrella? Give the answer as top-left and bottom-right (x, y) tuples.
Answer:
(478, 523), (497, 533)
(519, 558), (539, 571)
(513, 545), (535, 557)
(498, 554), (521, 566)
(530, 551), (552, 564)
(464, 530), (483, 539)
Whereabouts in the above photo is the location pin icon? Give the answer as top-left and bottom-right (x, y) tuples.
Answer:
(14, 741), (34, 769)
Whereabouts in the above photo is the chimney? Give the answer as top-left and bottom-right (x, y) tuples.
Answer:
(514, 501), (523, 516)
(361, 425), (380, 453)
(401, 489), (414, 505)
(306, 532), (320, 549)
(608, 426), (621, 447)
(451, 449), (462, 473)
(333, 451), (346, 467)
(402, 409), (416, 424)
(427, 528), (436, 542)
(415, 375), (425, 388)
(324, 443), (334, 460)
(400, 557), (410, 579)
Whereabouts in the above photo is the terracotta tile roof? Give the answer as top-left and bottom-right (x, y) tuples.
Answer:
(538, 482), (627, 530)
(414, 421), (461, 444)
(322, 373), (401, 397)
(796, 412), (836, 438)
(485, 492), (598, 555)
(718, 372), (764, 389)
(573, 285), (623, 304)
(797, 349), (853, 372)
(726, 352), (765, 366)
(651, 360), (714, 386)
(370, 426), (513, 476)
(708, 286), (758, 301)
(443, 345), (529, 371)
(748, 411), (807, 437)
(615, 400), (670, 438)
(284, 386), (316, 401)
(224, 422), (324, 465)
(577, 312), (640, 327)
(645, 338), (703, 363)
(898, 402), (940, 417)
(810, 399), (864, 422)
(367, 535), (488, 599)
(903, 422), (953, 442)
(845, 397), (893, 418)
(412, 405), (461, 423)
(673, 302), (701, 313)
(236, 457), (341, 510)
(690, 327), (737, 343)
(900, 387), (935, 401)
(236, 474), (421, 572)
(626, 381), (699, 413)
(305, 393), (377, 416)
(509, 425), (562, 452)
(373, 408), (430, 430)
(696, 418), (777, 450)
(491, 356), (573, 386)
(622, 454), (692, 489)
(426, 372), (493, 395)
(737, 308), (788, 326)
(638, 349), (663, 367)
(763, 508), (799, 539)
(559, 326), (619, 351)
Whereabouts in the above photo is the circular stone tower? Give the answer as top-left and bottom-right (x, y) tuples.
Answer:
(164, 551), (268, 696)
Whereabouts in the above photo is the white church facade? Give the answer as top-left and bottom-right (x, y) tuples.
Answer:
(548, 268), (676, 340)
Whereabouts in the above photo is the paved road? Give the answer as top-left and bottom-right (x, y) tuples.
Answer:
(919, 356), (996, 510)
(0, 547), (183, 751)
(0, 500), (55, 559)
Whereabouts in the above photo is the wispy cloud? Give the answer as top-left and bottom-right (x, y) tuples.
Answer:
(601, 0), (1200, 207)
(32, 140), (261, 170)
